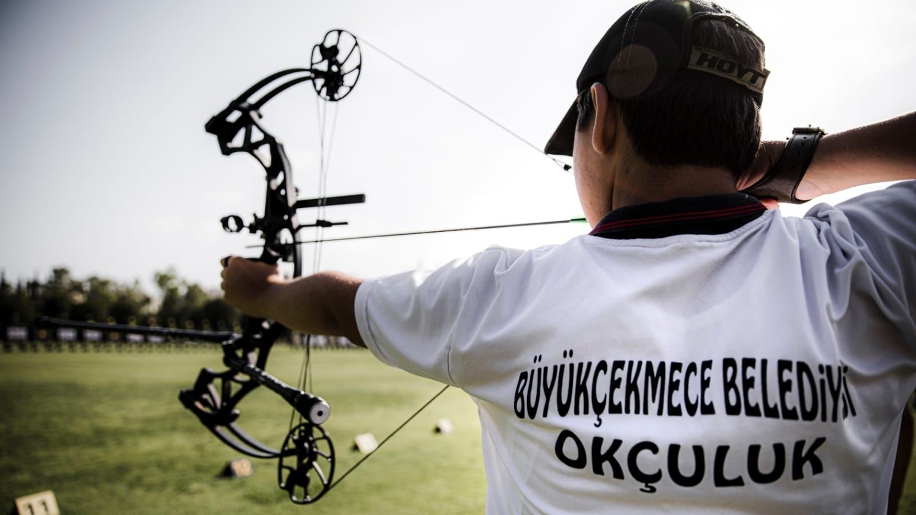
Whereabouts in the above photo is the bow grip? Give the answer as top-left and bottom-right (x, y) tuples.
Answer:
(239, 249), (282, 337)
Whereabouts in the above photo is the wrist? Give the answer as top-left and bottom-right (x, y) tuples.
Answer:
(744, 127), (825, 203)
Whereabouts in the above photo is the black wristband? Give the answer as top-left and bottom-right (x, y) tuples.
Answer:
(745, 126), (825, 204)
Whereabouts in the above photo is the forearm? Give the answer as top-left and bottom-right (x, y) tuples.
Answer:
(797, 111), (916, 200)
(261, 271), (366, 348)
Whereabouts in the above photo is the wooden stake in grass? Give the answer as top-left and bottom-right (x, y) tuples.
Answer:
(434, 418), (454, 435)
(221, 458), (254, 478)
(353, 433), (379, 454)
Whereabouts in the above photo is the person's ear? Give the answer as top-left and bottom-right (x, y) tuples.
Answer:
(590, 82), (618, 155)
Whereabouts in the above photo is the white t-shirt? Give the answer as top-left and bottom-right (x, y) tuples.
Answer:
(355, 182), (916, 514)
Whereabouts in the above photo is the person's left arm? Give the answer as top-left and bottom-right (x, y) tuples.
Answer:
(220, 256), (366, 347)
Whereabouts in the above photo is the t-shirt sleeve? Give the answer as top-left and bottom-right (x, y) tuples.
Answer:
(354, 246), (525, 385)
(807, 180), (916, 339)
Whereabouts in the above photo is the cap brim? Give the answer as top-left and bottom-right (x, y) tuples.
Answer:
(544, 97), (579, 157)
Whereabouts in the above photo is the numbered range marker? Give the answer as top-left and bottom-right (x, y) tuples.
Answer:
(15, 490), (60, 515)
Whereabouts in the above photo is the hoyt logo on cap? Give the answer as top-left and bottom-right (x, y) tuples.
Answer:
(686, 46), (769, 94)
(544, 0), (771, 157)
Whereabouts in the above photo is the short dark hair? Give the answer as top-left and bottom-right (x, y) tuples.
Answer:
(577, 18), (764, 174)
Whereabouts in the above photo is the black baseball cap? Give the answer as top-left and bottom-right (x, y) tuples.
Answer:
(544, 0), (768, 157)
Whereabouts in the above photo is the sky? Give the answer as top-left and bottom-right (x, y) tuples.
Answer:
(1, 0), (915, 294)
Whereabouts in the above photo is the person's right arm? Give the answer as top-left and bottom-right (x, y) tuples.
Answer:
(798, 111), (916, 199)
(740, 111), (916, 202)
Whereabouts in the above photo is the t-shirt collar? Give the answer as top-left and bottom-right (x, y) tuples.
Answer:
(590, 193), (766, 240)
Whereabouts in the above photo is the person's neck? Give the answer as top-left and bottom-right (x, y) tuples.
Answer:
(611, 160), (739, 211)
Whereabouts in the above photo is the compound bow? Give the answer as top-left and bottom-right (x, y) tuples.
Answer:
(40, 26), (585, 506)
(177, 28), (363, 504)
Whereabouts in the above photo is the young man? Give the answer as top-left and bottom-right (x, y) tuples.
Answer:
(222, 0), (915, 512)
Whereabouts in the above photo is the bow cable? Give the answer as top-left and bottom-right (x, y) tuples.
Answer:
(293, 95), (340, 429)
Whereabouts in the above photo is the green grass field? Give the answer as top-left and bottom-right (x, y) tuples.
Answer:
(4, 347), (916, 514)
(0, 347), (486, 514)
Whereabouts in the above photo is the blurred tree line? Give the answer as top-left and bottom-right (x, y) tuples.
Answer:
(0, 267), (239, 332)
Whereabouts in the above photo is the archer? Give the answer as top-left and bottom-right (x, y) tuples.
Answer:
(222, 1), (916, 512)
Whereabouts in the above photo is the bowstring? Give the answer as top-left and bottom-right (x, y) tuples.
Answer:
(354, 34), (572, 173)
(326, 384), (450, 494)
